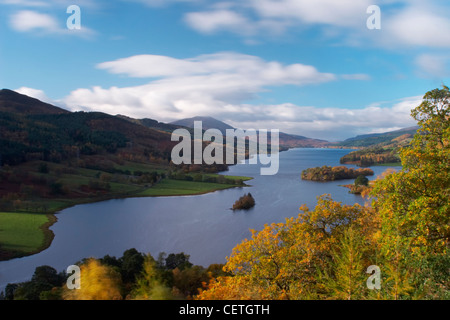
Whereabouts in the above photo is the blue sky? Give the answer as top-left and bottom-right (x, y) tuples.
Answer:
(1, 0), (449, 140)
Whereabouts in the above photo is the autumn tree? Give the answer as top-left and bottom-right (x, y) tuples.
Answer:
(63, 259), (123, 300)
(232, 193), (255, 210)
(371, 85), (449, 299)
(319, 226), (368, 300)
(130, 254), (173, 300)
(197, 195), (378, 300)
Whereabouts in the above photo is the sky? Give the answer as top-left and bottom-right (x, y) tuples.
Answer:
(0, 0), (449, 141)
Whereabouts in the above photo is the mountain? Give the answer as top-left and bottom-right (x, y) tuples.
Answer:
(171, 116), (235, 135)
(277, 132), (329, 148)
(170, 116), (329, 148)
(0, 89), (175, 166)
(335, 126), (419, 148)
(0, 89), (69, 115)
(338, 127), (418, 167)
(117, 115), (188, 133)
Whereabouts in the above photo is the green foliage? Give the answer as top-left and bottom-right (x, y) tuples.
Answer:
(119, 248), (145, 283)
(0, 212), (51, 259)
(7, 265), (65, 300)
(320, 227), (368, 300)
(0, 111), (129, 166)
(131, 254), (173, 300)
(370, 85), (450, 299)
(164, 252), (193, 271)
(354, 175), (369, 187)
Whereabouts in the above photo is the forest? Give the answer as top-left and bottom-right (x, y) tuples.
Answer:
(339, 147), (401, 167)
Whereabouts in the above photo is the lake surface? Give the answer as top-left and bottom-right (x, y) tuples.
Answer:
(0, 148), (400, 290)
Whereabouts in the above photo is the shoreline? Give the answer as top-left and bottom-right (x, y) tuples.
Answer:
(0, 175), (253, 262)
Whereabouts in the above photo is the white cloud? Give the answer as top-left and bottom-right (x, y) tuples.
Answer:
(181, 0), (450, 52)
(1, 0), (97, 7)
(185, 10), (255, 35)
(58, 51), (414, 140)
(415, 54), (450, 78)
(15, 87), (58, 105)
(383, 7), (450, 48)
(0, 0), (48, 6)
(8, 9), (96, 37)
(249, 0), (371, 27)
(67, 52), (339, 121)
(10, 10), (59, 32)
(96, 52), (337, 85)
(64, 84), (419, 140)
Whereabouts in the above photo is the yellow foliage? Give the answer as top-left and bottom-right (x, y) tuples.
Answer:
(63, 258), (123, 300)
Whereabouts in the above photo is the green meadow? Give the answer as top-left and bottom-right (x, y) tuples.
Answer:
(136, 178), (249, 197)
(0, 212), (55, 259)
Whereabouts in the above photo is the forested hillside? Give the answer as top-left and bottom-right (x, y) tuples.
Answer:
(339, 130), (415, 167)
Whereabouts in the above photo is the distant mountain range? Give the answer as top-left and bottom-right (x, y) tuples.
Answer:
(171, 116), (235, 134)
(0, 88), (418, 168)
(170, 116), (329, 149)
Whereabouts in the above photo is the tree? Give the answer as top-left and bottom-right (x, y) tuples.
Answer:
(131, 254), (173, 300)
(232, 193), (255, 210)
(172, 265), (210, 298)
(9, 266), (65, 300)
(370, 85), (450, 299)
(319, 227), (368, 300)
(119, 248), (145, 283)
(355, 175), (369, 187)
(197, 195), (377, 300)
(165, 252), (193, 271)
(31, 265), (63, 286)
(63, 258), (123, 300)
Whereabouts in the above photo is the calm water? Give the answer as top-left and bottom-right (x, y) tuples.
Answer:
(0, 148), (400, 290)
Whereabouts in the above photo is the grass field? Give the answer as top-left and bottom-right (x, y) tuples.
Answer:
(0, 212), (55, 259)
(136, 179), (248, 197)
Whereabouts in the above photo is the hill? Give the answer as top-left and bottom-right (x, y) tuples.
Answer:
(171, 116), (329, 149)
(335, 126), (418, 148)
(338, 127), (416, 167)
(0, 90), (175, 166)
(117, 115), (189, 134)
(171, 116), (235, 135)
(0, 89), (69, 115)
